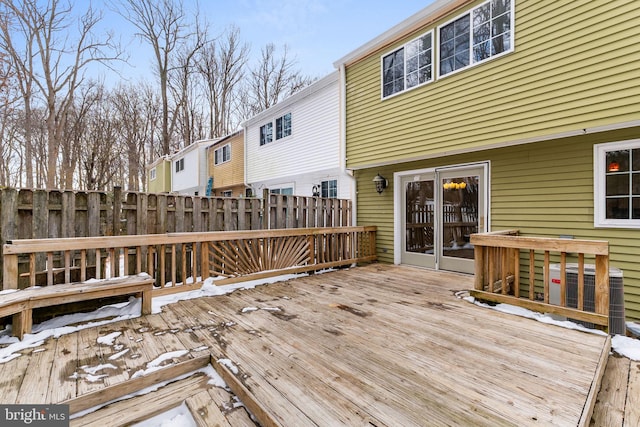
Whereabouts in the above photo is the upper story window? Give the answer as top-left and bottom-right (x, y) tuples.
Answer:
(260, 122), (273, 146)
(595, 140), (640, 228)
(261, 113), (292, 145)
(214, 144), (231, 165)
(175, 158), (184, 173)
(382, 32), (433, 98)
(150, 168), (157, 181)
(439, 0), (513, 77)
(276, 113), (292, 139)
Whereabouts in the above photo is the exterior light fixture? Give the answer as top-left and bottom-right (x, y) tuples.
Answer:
(373, 173), (388, 194)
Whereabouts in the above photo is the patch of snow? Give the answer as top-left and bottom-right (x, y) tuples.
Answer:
(241, 307), (258, 313)
(83, 363), (117, 375)
(131, 402), (196, 427)
(217, 358), (239, 375)
(97, 331), (122, 346)
(612, 335), (640, 361)
(131, 350), (190, 379)
(108, 348), (131, 360)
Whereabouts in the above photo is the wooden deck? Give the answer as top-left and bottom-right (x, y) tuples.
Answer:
(0, 264), (618, 426)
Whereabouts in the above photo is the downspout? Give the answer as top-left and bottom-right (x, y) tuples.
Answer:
(243, 124), (249, 195)
(340, 63), (357, 226)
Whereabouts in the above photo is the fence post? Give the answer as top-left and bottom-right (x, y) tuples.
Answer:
(0, 188), (18, 285)
(113, 186), (122, 237)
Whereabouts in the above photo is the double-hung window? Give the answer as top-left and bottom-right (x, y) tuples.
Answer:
(260, 113), (292, 145)
(214, 144), (231, 165)
(175, 158), (184, 173)
(150, 168), (156, 181)
(439, 0), (513, 77)
(595, 140), (640, 228)
(260, 123), (273, 146)
(276, 113), (292, 139)
(382, 32), (433, 98)
(321, 179), (337, 198)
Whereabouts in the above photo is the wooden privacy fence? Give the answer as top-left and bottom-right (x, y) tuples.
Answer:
(0, 187), (352, 283)
(2, 226), (377, 294)
(470, 229), (610, 329)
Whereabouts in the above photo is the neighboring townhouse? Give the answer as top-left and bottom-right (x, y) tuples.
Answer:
(171, 139), (219, 196)
(206, 130), (250, 197)
(334, 1), (640, 318)
(243, 71), (354, 201)
(146, 155), (172, 193)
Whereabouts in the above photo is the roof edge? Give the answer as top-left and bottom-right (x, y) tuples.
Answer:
(333, 0), (473, 69)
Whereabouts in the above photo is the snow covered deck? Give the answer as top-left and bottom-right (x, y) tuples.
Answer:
(0, 264), (613, 425)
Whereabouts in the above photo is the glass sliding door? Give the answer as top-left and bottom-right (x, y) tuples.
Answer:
(401, 173), (436, 268)
(438, 166), (485, 274)
(399, 163), (487, 274)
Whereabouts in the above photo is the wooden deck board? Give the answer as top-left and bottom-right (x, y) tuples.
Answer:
(15, 338), (57, 404)
(46, 332), (79, 403)
(0, 264), (617, 426)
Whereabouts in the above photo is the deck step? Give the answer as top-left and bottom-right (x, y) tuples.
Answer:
(67, 355), (256, 426)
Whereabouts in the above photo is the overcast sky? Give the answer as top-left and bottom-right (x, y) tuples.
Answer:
(98, 0), (435, 84)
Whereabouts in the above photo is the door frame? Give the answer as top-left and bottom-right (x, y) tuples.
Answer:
(393, 161), (491, 270)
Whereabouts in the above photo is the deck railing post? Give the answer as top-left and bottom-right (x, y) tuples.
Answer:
(474, 245), (484, 291)
(595, 254), (610, 317)
(3, 253), (18, 290)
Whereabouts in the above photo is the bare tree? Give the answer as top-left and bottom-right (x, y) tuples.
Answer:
(0, 0), (121, 189)
(0, 5), (37, 187)
(170, 18), (207, 146)
(241, 43), (314, 119)
(197, 25), (249, 138)
(115, 0), (202, 155)
(110, 82), (160, 191)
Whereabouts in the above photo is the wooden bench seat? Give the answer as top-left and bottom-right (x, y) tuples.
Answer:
(0, 275), (154, 340)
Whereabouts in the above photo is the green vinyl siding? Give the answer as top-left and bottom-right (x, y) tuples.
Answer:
(345, 0), (640, 169)
(148, 160), (172, 193)
(355, 127), (640, 320)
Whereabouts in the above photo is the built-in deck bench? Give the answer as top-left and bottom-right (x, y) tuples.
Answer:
(0, 275), (154, 339)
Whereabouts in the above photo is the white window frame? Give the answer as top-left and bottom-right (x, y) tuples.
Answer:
(260, 122), (273, 146)
(221, 190), (233, 197)
(214, 144), (231, 165)
(321, 179), (338, 198)
(276, 113), (292, 140)
(150, 167), (156, 181)
(269, 185), (294, 195)
(175, 158), (184, 173)
(594, 139), (640, 228)
(437, 0), (514, 78)
(381, 31), (434, 99)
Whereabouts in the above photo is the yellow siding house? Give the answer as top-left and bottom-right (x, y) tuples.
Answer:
(334, 0), (640, 319)
(206, 130), (250, 197)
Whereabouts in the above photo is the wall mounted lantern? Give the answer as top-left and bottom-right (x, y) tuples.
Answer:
(373, 173), (388, 194)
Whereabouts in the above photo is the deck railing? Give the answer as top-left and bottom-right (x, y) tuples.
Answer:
(2, 226), (377, 295)
(470, 230), (610, 329)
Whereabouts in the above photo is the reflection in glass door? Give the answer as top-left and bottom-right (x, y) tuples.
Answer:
(399, 164), (486, 274)
(438, 167), (484, 274)
(401, 175), (436, 268)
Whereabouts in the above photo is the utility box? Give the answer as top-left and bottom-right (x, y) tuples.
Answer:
(548, 263), (625, 335)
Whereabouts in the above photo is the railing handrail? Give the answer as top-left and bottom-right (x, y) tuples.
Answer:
(4, 226), (377, 254)
(470, 229), (611, 332)
(2, 227), (378, 293)
(471, 233), (609, 255)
